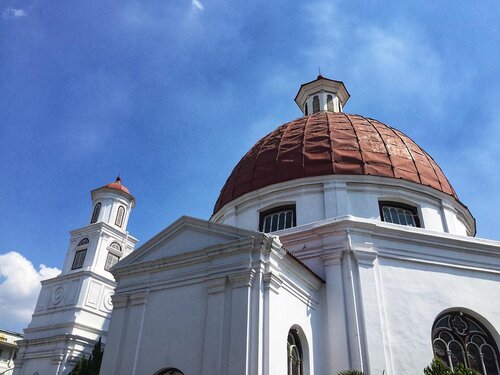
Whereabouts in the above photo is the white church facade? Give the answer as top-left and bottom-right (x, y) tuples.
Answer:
(14, 76), (500, 375)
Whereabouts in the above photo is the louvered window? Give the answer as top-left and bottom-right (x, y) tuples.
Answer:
(72, 249), (87, 270)
(115, 206), (125, 227)
(104, 253), (120, 271)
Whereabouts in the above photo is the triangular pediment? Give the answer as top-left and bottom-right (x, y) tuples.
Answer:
(115, 216), (259, 268)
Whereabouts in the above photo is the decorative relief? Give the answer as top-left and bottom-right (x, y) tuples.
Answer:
(85, 280), (103, 309)
(101, 288), (114, 312)
(51, 286), (64, 305)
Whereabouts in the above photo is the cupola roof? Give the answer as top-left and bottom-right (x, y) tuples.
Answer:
(91, 177), (135, 206)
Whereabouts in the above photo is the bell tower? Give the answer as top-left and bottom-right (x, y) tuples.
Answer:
(14, 178), (138, 375)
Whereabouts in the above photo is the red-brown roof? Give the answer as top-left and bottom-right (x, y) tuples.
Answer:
(104, 177), (131, 195)
(214, 112), (457, 213)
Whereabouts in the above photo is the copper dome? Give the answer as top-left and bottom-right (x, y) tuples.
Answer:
(214, 112), (457, 213)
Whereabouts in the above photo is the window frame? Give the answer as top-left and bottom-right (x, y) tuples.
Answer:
(287, 329), (303, 375)
(104, 253), (120, 271)
(115, 205), (125, 227)
(90, 202), (101, 224)
(259, 205), (296, 233)
(432, 311), (500, 373)
(379, 201), (421, 228)
(71, 249), (87, 270)
(312, 95), (320, 113)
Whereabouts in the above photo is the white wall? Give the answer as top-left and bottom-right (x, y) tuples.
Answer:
(212, 175), (475, 237)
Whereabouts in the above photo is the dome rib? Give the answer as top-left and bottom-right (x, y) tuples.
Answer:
(213, 112), (458, 214)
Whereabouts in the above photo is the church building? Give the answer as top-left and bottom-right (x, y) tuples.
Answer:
(14, 76), (500, 375)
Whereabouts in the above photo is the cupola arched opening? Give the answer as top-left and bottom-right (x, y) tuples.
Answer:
(432, 310), (500, 374)
(154, 368), (184, 375)
(312, 95), (320, 113)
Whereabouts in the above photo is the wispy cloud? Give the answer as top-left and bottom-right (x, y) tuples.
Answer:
(192, 0), (204, 11)
(3, 7), (27, 19)
(0, 251), (60, 331)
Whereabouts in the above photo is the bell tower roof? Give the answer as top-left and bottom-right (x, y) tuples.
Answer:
(91, 176), (135, 206)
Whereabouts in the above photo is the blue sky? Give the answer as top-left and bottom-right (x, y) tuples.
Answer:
(0, 1), (499, 331)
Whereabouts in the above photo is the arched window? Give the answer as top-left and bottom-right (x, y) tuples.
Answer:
(259, 205), (296, 233)
(288, 330), (303, 375)
(432, 311), (500, 374)
(77, 238), (89, 246)
(305, 103), (309, 116)
(109, 242), (121, 252)
(327, 94), (334, 111)
(115, 206), (125, 227)
(312, 95), (320, 113)
(379, 201), (420, 227)
(90, 203), (101, 224)
(155, 369), (184, 375)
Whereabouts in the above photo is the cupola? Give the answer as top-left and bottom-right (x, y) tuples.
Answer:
(294, 75), (350, 115)
(89, 177), (135, 231)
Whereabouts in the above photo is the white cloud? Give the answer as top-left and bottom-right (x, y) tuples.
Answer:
(0, 252), (60, 331)
(3, 7), (27, 19)
(192, 0), (204, 11)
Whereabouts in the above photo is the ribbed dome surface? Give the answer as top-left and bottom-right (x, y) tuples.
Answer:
(214, 112), (456, 213)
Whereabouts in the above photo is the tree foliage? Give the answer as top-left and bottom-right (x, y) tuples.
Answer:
(424, 358), (480, 375)
(338, 371), (365, 375)
(69, 338), (103, 375)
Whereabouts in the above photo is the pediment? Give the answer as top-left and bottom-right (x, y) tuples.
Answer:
(115, 216), (259, 268)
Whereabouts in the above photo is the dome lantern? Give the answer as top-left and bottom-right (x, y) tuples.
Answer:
(294, 75), (350, 115)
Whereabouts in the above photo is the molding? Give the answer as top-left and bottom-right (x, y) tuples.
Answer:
(206, 277), (227, 294)
(228, 269), (256, 289)
(129, 290), (149, 305)
(262, 271), (283, 294)
(111, 294), (129, 309)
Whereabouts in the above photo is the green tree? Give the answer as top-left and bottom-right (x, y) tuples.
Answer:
(424, 358), (480, 375)
(69, 338), (103, 375)
(338, 371), (364, 375)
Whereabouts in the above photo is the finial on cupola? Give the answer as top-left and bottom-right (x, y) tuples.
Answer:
(294, 74), (350, 115)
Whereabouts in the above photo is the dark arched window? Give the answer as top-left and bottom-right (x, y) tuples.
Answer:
(305, 103), (309, 116)
(379, 201), (420, 227)
(327, 95), (334, 111)
(312, 95), (320, 113)
(115, 206), (125, 227)
(90, 203), (101, 224)
(432, 311), (500, 374)
(288, 330), (303, 375)
(156, 369), (184, 375)
(77, 238), (89, 246)
(259, 205), (296, 233)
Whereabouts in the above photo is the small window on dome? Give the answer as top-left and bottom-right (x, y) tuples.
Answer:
(109, 242), (122, 252)
(90, 203), (101, 224)
(259, 205), (296, 233)
(327, 94), (334, 111)
(379, 201), (420, 227)
(115, 206), (125, 227)
(305, 103), (309, 116)
(312, 95), (320, 113)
